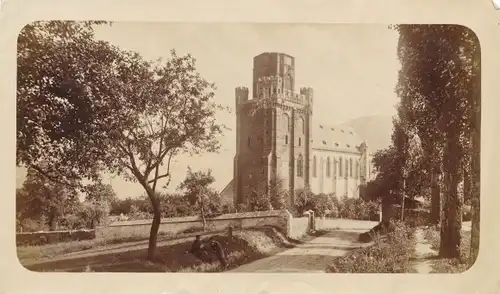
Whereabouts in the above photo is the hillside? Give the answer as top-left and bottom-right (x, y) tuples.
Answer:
(340, 114), (394, 153)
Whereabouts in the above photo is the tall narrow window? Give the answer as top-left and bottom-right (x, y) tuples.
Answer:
(283, 113), (290, 131)
(300, 117), (305, 134)
(285, 135), (288, 145)
(326, 157), (331, 177)
(339, 157), (343, 177)
(356, 160), (360, 179)
(333, 157), (337, 178)
(313, 156), (317, 178)
(349, 159), (353, 177)
(297, 154), (303, 177)
(298, 137), (301, 146)
(247, 137), (251, 148)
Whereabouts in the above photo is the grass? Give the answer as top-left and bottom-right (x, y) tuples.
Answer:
(17, 231), (176, 261)
(21, 226), (312, 273)
(326, 222), (417, 273)
(422, 226), (473, 273)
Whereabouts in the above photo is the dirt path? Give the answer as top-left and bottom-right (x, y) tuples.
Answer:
(228, 229), (372, 273)
(412, 229), (438, 273)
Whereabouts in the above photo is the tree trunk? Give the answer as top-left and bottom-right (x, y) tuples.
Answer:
(439, 135), (462, 259)
(200, 195), (207, 231)
(400, 177), (405, 221)
(147, 193), (161, 261)
(138, 178), (161, 261)
(463, 164), (471, 204)
(430, 161), (441, 225)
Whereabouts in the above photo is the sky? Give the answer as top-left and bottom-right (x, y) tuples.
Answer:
(16, 22), (401, 199)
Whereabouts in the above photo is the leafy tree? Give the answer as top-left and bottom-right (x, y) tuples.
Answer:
(80, 183), (117, 228)
(250, 177), (288, 211)
(17, 21), (119, 188)
(18, 21), (227, 260)
(178, 167), (222, 230)
(17, 168), (80, 231)
(394, 24), (480, 259)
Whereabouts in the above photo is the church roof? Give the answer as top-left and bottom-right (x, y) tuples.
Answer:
(311, 123), (365, 153)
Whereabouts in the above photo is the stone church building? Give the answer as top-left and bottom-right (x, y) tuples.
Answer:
(220, 52), (375, 208)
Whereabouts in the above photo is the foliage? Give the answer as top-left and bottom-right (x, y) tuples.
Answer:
(18, 20), (228, 259)
(423, 227), (473, 273)
(178, 167), (216, 205)
(327, 221), (416, 273)
(335, 196), (379, 221)
(16, 168), (80, 231)
(17, 21), (116, 187)
(177, 167), (223, 222)
(293, 188), (316, 216)
(394, 24), (480, 258)
(268, 178), (287, 210)
(247, 178), (287, 212)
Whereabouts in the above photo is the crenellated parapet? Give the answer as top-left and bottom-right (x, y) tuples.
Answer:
(300, 87), (314, 105)
(255, 75), (313, 106)
(235, 86), (249, 105)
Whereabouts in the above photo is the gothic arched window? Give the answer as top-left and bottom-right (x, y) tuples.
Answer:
(283, 113), (290, 131)
(313, 156), (317, 178)
(297, 154), (304, 177)
(326, 157), (331, 178)
(300, 117), (305, 134)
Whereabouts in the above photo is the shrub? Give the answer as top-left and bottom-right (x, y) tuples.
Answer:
(294, 189), (334, 217)
(17, 218), (47, 233)
(327, 221), (416, 273)
(336, 196), (379, 221)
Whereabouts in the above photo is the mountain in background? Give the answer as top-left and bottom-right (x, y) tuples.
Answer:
(340, 114), (394, 154)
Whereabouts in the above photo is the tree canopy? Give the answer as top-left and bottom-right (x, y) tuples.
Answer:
(17, 21), (228, 259)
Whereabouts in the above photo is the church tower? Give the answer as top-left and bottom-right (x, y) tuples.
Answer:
(233, 52), (313, 209)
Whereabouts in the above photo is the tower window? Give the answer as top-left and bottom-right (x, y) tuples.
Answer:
(285, 135), (288, 145)
(284, 113), (290, 131)
(297, 154), (304, 177)
(356, 160), (360, 179)
(247, 137), (251, 147)
(298, 137), (301, 146)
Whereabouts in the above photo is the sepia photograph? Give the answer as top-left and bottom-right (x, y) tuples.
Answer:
(15, 22), (480, 274)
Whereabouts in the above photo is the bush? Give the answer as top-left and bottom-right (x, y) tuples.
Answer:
(327, 221), (416, 273)
(294, 190), (334, 217)
(17, 218), (47, 233)
(336, 196), (379, 221)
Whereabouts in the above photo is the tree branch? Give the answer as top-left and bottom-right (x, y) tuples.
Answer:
(148, 173), (170, 184)
(28, 164), (81, 189)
